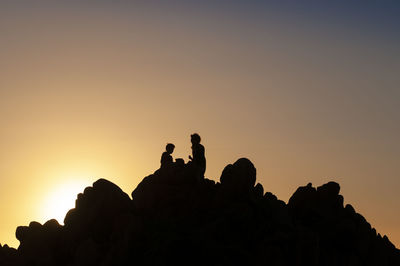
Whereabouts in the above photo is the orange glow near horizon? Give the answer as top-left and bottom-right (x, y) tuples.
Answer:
(39, 178), (89, 225)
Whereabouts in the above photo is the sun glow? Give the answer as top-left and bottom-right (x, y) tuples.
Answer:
(40, 180), (89, 224)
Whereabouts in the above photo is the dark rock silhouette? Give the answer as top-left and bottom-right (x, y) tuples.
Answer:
(0, 243), (18, 265)
(1, 158), (399, 265)
(220, 158), (256, 198)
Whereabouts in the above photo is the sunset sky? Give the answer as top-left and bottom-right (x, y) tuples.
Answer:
(1, 1), (399, 248)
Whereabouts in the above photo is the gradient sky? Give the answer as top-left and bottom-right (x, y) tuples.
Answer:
(1, 1), (399, 248)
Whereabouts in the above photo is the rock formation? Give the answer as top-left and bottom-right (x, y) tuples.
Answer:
(0, 158), (399, 265)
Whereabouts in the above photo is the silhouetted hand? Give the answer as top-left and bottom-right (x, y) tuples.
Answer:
(189, 155), (193, 160)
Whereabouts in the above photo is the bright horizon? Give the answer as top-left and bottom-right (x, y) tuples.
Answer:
(1, 1), (399, 248)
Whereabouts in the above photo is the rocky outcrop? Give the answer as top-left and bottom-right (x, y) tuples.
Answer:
(0, 243), (18, 265)
(0, 158), (398, 266)
(16, 219), (63, 265)
(288, 182), (399, 266)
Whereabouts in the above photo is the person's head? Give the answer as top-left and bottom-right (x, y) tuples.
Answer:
(191, 133), (201, 144)
(166, 143), (175, 154)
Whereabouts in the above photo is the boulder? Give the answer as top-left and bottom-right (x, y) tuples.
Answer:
(62, 178), (132, 264)
(16, 219), (63, 265)
(0, 244), (18, 265)
(220, 158), (256, 196)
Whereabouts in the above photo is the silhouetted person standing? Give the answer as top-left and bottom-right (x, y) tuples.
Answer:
(189, 133), (206, 176)
(161, 143), (175, 168)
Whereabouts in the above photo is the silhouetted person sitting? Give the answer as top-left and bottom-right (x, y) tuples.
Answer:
(189, 133), (206, 177)
(161, 143), (175, 168)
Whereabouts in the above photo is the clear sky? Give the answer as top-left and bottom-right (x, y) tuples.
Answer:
(1, 1), (399, 248)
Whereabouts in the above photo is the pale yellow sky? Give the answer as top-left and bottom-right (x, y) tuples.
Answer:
(1, 2), (399, 248)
